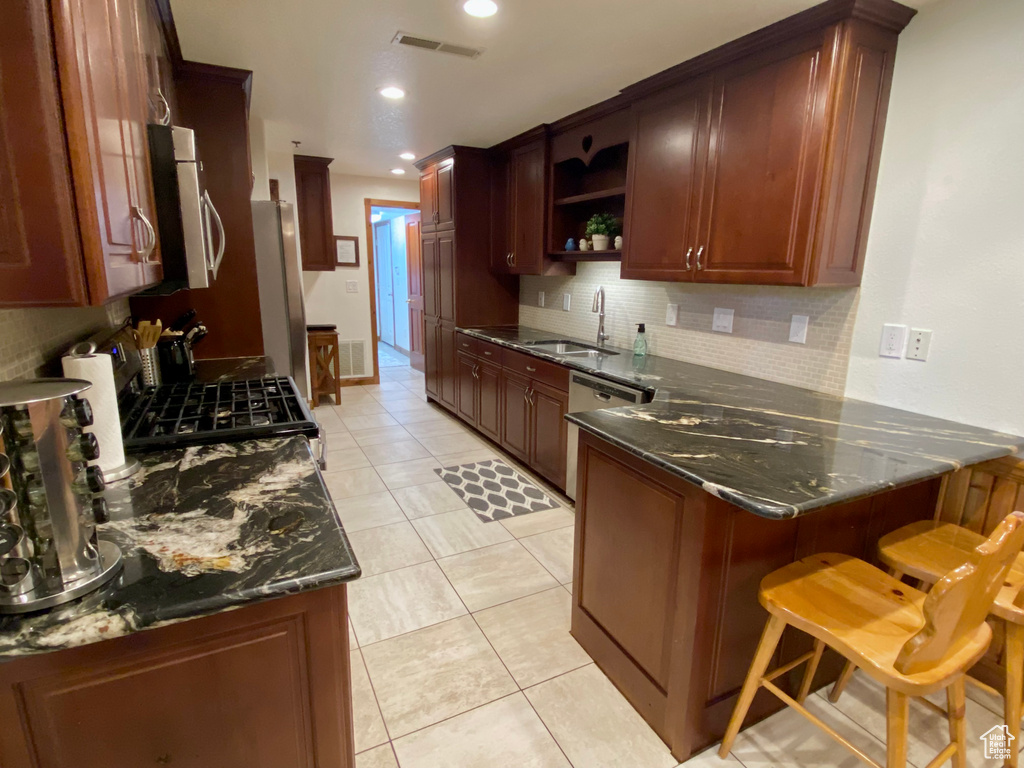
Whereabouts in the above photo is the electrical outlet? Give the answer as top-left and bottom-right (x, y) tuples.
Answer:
(712, 307), (734, 333)
(538, 291), (545, 308)
(907, 328), (932, 361)
(789, 315), (809, 344)
(346, 280), (358, 294)
(879, 323), (907, 358)
(665, 303), (679, 327)
(562, 293), (571, 311)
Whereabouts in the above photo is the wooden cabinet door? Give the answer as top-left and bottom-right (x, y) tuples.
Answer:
(456, 352), (479, 425)
(419, 166), (437, 231)
(294, 155), (335, 271)
(436, 160), (455, 230)
(477, 360), (502, 442)
(424, 317), (440, 399)
(437, 231), (456, 323)
(509, 140), (546, 275)
(500, 370), (531, 463)
(489, 155), (514, 275)
(438, 322), (458, 411)
(620, 80), (710, 282)
(406, 215), (425, 372)
(695, 34), (833, 285)
(421, 232), (439, 319)
(530, 380), (569, 489)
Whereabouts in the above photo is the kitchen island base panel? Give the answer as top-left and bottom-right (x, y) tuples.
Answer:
(0, 585), (355, 768)
(570, 430), (941, 762)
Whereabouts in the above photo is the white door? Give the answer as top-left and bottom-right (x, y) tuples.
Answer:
(391, 216), (411, 352)
(375, 220), (395, 347)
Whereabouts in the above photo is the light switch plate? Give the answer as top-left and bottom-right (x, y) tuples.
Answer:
(665, 303), (679, 327)
(346, 280), (358, 294)
(712, 307), (734, 333)
(879, 323), (908, 358)
(907, 328), (932, 361)
(789, 315), (809, 344)
(562, 293), (571, 311)
(538, 291), (545, 308)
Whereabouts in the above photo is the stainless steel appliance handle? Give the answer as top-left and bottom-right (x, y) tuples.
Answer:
(203, 190), (227, 279)
(317, 423), (327, 470)
(132, 206), (156, 263)
(594, 391), (612, 402)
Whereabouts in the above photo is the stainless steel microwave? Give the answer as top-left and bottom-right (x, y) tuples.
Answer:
(139, 125), (225, 295)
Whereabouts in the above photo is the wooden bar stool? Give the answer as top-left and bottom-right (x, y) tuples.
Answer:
(720, 511), (1024, 768)
(830, 457), (1024, 767)
(307, 326), (342, 407)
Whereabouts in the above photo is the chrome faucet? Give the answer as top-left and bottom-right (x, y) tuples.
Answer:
(593, 286), (610, 347)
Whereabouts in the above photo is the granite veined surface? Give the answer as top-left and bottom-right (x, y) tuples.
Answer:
(463, 326), (1024, 519)
(0, 436), (359, 660)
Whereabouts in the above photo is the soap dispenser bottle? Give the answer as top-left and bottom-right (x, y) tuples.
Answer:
(633, 323), (648, 357)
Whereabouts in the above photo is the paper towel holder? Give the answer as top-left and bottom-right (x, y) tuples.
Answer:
(64, 342), (141, 483)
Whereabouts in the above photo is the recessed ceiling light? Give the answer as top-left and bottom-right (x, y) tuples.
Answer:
(390, 168), (406, 175)
(379, 86), (405, 99)
(399, 152), (416, 161)
(463, 0), (497, 17)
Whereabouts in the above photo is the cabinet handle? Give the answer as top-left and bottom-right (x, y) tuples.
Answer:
(483, 350), (492, 356)
(511, 251), (516, 264)
(132, 206), (156, 263)
(506, 253), (512, 267)
(695, 245), (704, 270)
(528, 388), (535, 406)
(462, 343), (470, 348)
(525, 365), (536, 372)
(684, 247), (693, 270)
(152, 88), (171, 126)
(523, 387), (531, 405)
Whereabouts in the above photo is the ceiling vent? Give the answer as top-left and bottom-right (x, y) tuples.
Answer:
(392, 31), (483, 60)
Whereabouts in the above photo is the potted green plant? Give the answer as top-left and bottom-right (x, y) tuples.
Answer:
(585, 213), (620, 251)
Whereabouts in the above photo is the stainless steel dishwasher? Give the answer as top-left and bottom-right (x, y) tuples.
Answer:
(566, 372), (650, 500)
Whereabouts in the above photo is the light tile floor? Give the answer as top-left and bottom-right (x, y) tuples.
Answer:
(320, 361), (1013, 767)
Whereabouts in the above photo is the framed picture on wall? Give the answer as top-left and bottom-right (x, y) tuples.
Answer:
(334, 236), (360, 267)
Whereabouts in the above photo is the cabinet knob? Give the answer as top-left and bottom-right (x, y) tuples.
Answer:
(684, 247), (693, 270)
(696, 246), (705, 270)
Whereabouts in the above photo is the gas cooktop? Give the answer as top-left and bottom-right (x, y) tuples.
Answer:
(121, 376), (318, 451)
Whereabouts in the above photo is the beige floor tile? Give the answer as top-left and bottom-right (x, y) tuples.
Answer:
(521, 527), (575, 584)
(412, 508), (514, 558)
(325, 432), (358, 452)
(343, 413), (399, 431)
(821, 670), (1002, 768)
(391, 481), (467, 519)
(376, 457), (442, 489)
(392, 693), (570, 768)
(361, 440), (431, 467)
(402, 418), (470, 439)
(501, 507), (575, 539)
(348, 561), (467, 644)
(355, 744), (398, 768)
(316, 409), (348, 433)
(381, 367), (419, 383)
(361, 615), (516, 738)
(364, 381), (408, 395)
(350, 650), (388, 753)
(335, 401), (389, 419)
(324, 467), (388, 501)
(392, 406), (450, 426)
(433, 447), (501, 467)
(684, 746), (746, 767)
(347, 521), (432, 577)
(525, 665), (677, 768)
(474, 587), (590, 688)
(333, 491), (407, 532)
(381, 396), (431, 414)
(438, 541), (559, 611)
(337, 389), (380, 404)
(417, 431), (488, 456)
(320, 447), (371, 471)
(351, 425), (415, 447)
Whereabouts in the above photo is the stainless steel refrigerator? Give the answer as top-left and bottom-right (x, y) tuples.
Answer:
(252, 201), (308, 396)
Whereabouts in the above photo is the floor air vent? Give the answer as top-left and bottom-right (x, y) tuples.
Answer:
(337, 340), (366, 378)
(392, 31), (483, 59)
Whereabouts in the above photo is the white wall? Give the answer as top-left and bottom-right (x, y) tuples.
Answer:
(844, 0), (1024, 435)
(249, 116), (271, 201)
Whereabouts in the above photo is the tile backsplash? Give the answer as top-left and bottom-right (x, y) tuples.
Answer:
(520, 263), (858, 395)
(0, 300), (131, 381)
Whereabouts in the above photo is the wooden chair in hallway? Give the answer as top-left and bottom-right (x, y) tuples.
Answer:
(830, 456), (1024, 767)
(719, 511), (1024, 768)
(307, 326), (342, 407)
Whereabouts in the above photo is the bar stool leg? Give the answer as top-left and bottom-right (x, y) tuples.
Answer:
(886, 688), (910, 768)
(829, 660), (857, 703)
(1005, 623), (1024, 768)
(946, 677), (967, 768)
(719, 614), (786, 758)
(797, 638), (825, 704)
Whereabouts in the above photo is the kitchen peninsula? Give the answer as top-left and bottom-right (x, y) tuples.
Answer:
(0, 436), (360, 768)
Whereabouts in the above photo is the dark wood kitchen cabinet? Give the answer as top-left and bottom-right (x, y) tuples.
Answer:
(0, 0), (164, 306)
(294, 155), (336, 271)
(500, 370), (532, 464)
(456, 351), (479, 424)
(454, 335), (503, 444)
(476, 359), (502, 442)
(530, 381), (570, 489)
(416, 147), (518, 413)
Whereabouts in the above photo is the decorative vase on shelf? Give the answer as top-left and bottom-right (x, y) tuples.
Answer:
(614, 235), (623, 250)
(579, 238), (589, 252)
(565, 238), (577, 251)
(591, 234), (610, 251)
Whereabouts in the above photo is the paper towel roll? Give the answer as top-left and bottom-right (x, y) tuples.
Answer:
(62, 352), (126, 474)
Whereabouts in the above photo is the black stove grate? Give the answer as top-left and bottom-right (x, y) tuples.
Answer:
(121, 376), (318, 451)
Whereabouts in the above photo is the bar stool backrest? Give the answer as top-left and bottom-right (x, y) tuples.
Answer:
(896, 511), (1024, 675)
(934, 456), (1024, 535)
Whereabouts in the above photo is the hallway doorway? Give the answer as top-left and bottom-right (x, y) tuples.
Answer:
(367, 202), (422, 373)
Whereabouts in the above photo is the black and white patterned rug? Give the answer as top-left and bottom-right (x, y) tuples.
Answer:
(434, 459), (560, 523)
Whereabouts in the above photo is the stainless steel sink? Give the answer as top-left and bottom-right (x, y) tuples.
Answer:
(524, 341), (619, 357)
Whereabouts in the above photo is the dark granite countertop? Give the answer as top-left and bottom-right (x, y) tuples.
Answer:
(0, 436), (359, 660)
(462, 326), (1024, 520)
(194, 356), (273, 382)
